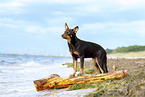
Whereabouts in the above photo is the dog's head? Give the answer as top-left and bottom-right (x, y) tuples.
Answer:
(62, 23), (79, 42)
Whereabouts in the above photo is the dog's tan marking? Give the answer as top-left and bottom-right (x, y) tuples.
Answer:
(72, 59), (77, 76)
(73, 51), (79, 55)
(93, 58), (101, 74)
(69, 51), (72, 55)
(79, 67), (84, 76)
(69, 59), (77, 78)
(67, 38), (71, 43)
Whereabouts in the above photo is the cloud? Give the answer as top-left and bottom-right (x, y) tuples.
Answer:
(117, 0), (145, 10)
(2, 0), (144, 17)
(73, 0), (145, 15)
(0, 17), (64, 35)
(0, 18), (25, 29)
(25, 26), (47, 34)
(0, 2), (23, 7)
(8, 0), (96, 4)
(25, 25), (64, 35)
(0, 2), (25, 14)
(1, 0), (145, 35)
(131, 20), (145, 36)
(46, 17), (75, 25)
(52, 11), (64, 15)
(81, 20), (145, 36)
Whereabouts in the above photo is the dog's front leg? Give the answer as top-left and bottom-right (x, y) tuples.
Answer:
(78, 56), (84, 76)
(69, 57), (77, 78)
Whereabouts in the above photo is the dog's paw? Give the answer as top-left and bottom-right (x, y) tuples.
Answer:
(69, 74), (75, 78)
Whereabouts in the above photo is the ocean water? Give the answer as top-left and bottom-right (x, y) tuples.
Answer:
(0, 54), (73, 97)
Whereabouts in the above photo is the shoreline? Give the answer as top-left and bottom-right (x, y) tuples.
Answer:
(1, 53), (71, 58)
(43, 88), (97, 97)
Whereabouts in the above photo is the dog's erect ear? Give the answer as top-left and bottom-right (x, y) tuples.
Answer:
(73, 26), (79, 33)
(65, 23), (69, 30)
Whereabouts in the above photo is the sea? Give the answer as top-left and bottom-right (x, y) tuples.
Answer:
(0, 54), (76, 97)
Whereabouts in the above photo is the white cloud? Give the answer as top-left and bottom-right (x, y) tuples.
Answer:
(81, 20), (145, 36)
(52, 11), (64, 15)
(0, 17), (64, 35)
(131, 20), (145, 36)
(0, 2), (23, 7)
(0, 18), (25, 28)
(25, 26), (47, 34)
(0, 2), (25, 14)
(0, 23), (18, 28)
(9, 0), (96, 4)
(25, 25), (63, 35)
(1, 0), (144, 16)
(46, 17), (74, 25)
(76, 4), (101, 14)
(3, 0), (145, 7)
(117, 0), (145, 9)
(74, 0), (145, 14)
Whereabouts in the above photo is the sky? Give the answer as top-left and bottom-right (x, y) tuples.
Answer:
(0, 0), (145, 56)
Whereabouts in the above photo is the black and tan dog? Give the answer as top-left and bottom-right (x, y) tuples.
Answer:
(62, 23), (108, 77)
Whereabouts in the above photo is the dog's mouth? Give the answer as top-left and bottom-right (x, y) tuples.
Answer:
(61, 34), (69, 39)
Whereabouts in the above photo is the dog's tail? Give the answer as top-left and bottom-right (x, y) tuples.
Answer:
(102, 62), (108, 73)
(97, 53), (108, 73)
(101, 54), (108, 73)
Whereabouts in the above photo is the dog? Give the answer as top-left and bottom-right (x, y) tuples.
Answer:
(62, 23), (108, 77)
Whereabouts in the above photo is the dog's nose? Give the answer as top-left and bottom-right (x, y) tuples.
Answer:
(62, 34), (65, 38)
(61, 34), (64, 38)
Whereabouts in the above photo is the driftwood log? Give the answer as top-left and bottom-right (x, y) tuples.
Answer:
(33, 70), (128, 91)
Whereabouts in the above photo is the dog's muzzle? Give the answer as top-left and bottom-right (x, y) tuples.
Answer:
(62, 34), (67, 39)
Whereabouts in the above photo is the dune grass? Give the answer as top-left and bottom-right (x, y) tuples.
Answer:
(108, 51), (145, 58)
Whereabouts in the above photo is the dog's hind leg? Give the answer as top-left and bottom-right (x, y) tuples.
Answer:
(93, 58), (101, 74)
(96, 58), (104, 74)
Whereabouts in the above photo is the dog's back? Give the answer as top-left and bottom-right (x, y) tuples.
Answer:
(69, 38), (106, 58)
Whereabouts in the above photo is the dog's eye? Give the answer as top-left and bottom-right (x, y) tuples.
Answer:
(67, 32), (70, 35)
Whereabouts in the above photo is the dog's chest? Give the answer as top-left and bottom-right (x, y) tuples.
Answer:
(69, 50), (79, 56)
(68, 43), (80, 56)
(73, 51), (79, 55)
